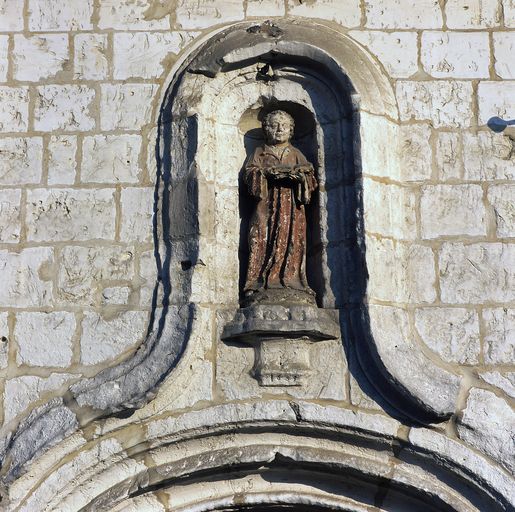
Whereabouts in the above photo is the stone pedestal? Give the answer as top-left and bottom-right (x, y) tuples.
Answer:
(222, 304), (340, 387)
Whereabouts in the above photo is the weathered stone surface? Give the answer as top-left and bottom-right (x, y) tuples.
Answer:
(414, 307), (480, 364)
(0, 137), (43, 185)
(493, 33), (515, 79)
(480, 371), (515, 398)
(0, 87), (29, 133)
(176, 0), (244, 29)
(120, 187), (154, 242)
(13, 34), (69, 82)
(0, 312), (8, 369)
(0, 35), (8, 82)
(15, 312), (75, 368)
(445, 0), (501, 28)
(247, 0), (284, 16)
(483, 308), (514, 365)
(57, 245), (134, 306)
(457, 388), (515, 474)
(26, 188), (116, 242)
(80, 310), (148, 365)
(98, 0), (169, 30)
(396, 80), (474, 128)
(101, 286), (131, 306)
(399, 124), (433, 180)
(81, 135), (141, 183)
(47, 135), (77, 185)
(478, 81), (515, 126)
(421, 32), (489, 78)
(0, 248), (54, 307)
(420, 184), (486, 238)
(435, 131), (462, 180)
(0, 0), (23, 31)
(74, 34), (108, 80)
(34, 85), (95, 132)
(138, 250), (156, 307)
(506, 0), (515, 27)
(488, 184), (515, 238)
(0, 189), (21, 243)
(28, 0), (93, 31)
(439, 243), (515, 303)
(100, 84), (158, 131)
(287, 0), (360, 26)
(349, 31), (417, 78)
(365, 0), (443, 28)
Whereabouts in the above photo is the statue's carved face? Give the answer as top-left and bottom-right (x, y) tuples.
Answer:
(264, 112), (294, 145)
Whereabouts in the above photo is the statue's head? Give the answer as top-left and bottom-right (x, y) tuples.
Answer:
(263, 110), (294, 145)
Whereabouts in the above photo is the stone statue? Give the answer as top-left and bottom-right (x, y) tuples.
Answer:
(243, 110), (318, 305)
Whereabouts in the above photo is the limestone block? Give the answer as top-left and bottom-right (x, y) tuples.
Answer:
(435, 132), (462, 180)
(415, 307), (480, 364)
(26, 188), (116, 242)
(57, 245), (134, 306)
(4, 373), (73, 423)
(100, 84), (158, 131)
(0, 87), (29, 132)
(445, 0), (501, 28)
(0, 312), (8, 369)
(139, 250), (157, 307)
(365, 0), (443, 28)
(399, 124), (433, 181)
(247, 0), (284, 16)
(478, 81), (515, 126)
(349, 31), (418, 79)
(480, 371), (515, 398)
(28, 0), (93, 31)
(463, 131), (515, 180)
(493, 33), (515, 79)
(363, 179), (417, 240)
(366, 237), (437, 303)
(176, 0), (244, 29)
(74, 34), (109, 81)
(111, 495), (166, 512)
(120, 187), (154, 242)
(0, 247), (54, 307)
(0, 189), (21, 243)
(421, 32), (489, 79)
(0, 36), (8, 82)
(98, 0), (170, 30)
(396, 80), (474, 128)
(420, 184), (486, 238)
(287, 0), (360, 27)
(34, 85), (95, 132)
(0, 0), (23, 31)
(15, 312), (75, 367)
(82, 135), (141, 183)
(506, 0), (515, 27)
(101, 286), (131, 305)
(47, 135), (77, 185)
(483, 308), (514, 365)
(488, 184), (515, 238)
(0, 137), (42, 185)
(80, 310), (148, 365)
(457, 388), (515, 474)
(113, 32), (195, 79)
(439, 243), (515, 303)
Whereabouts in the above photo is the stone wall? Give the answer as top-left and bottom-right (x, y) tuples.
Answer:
(0, 1), (514, 510)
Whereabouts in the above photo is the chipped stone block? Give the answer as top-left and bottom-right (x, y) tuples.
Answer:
(28, 0), (93, 31)
(0, 0), (23, 31)
(100, 84), (158, 131)
(0, 36), (8, 82)
(82, 135), (141, 183)
(0, 137), (43, 185)
(101, 286), (131, 306)
(421, 31), (489, 79)
(287, 0), (360, 26)
(439, 243), (515, 304)
(488, 184), (515, 238)
(415, 307), (480, 364)
(435, 131), (462, 180)
(421, 184), (486, 238)
(396, 80), (474, 128)
(478, 81), (515, 126)
(493, 33), (515, 79)
(15, 312), (75, 367)
(0, 189), (21, 243)
(57, 245), (134, 306)
(0, 247), (54, 307)
(483, 308), (514, 365)
(34, 85), (95, 132)
(0, 87), (29, 133)
(445, 0), (501, 28)
(399, 124), (433, 181)
(365, 0), (443, 28)
(479, 371), (515, 398)
(98, 0), (170, 30)
(0, 312), (8, 369)
(80, 310), (148, 365)
(113, 32), (194, 79)
(247, 0), (284, 16)
(47, 135), (77, 185)
(13, 34), (69, 82)
(463, 131), (515, 180)
(176, 0), (244, 29)
(120, 187), (154, 242)
(349, 31), (418, 79)
(74, 34), (108, 81)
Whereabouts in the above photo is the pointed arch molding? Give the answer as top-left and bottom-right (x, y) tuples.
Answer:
(1, 20), (461, 485)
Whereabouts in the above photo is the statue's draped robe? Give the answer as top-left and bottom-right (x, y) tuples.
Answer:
(244, 143), (317, 294)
